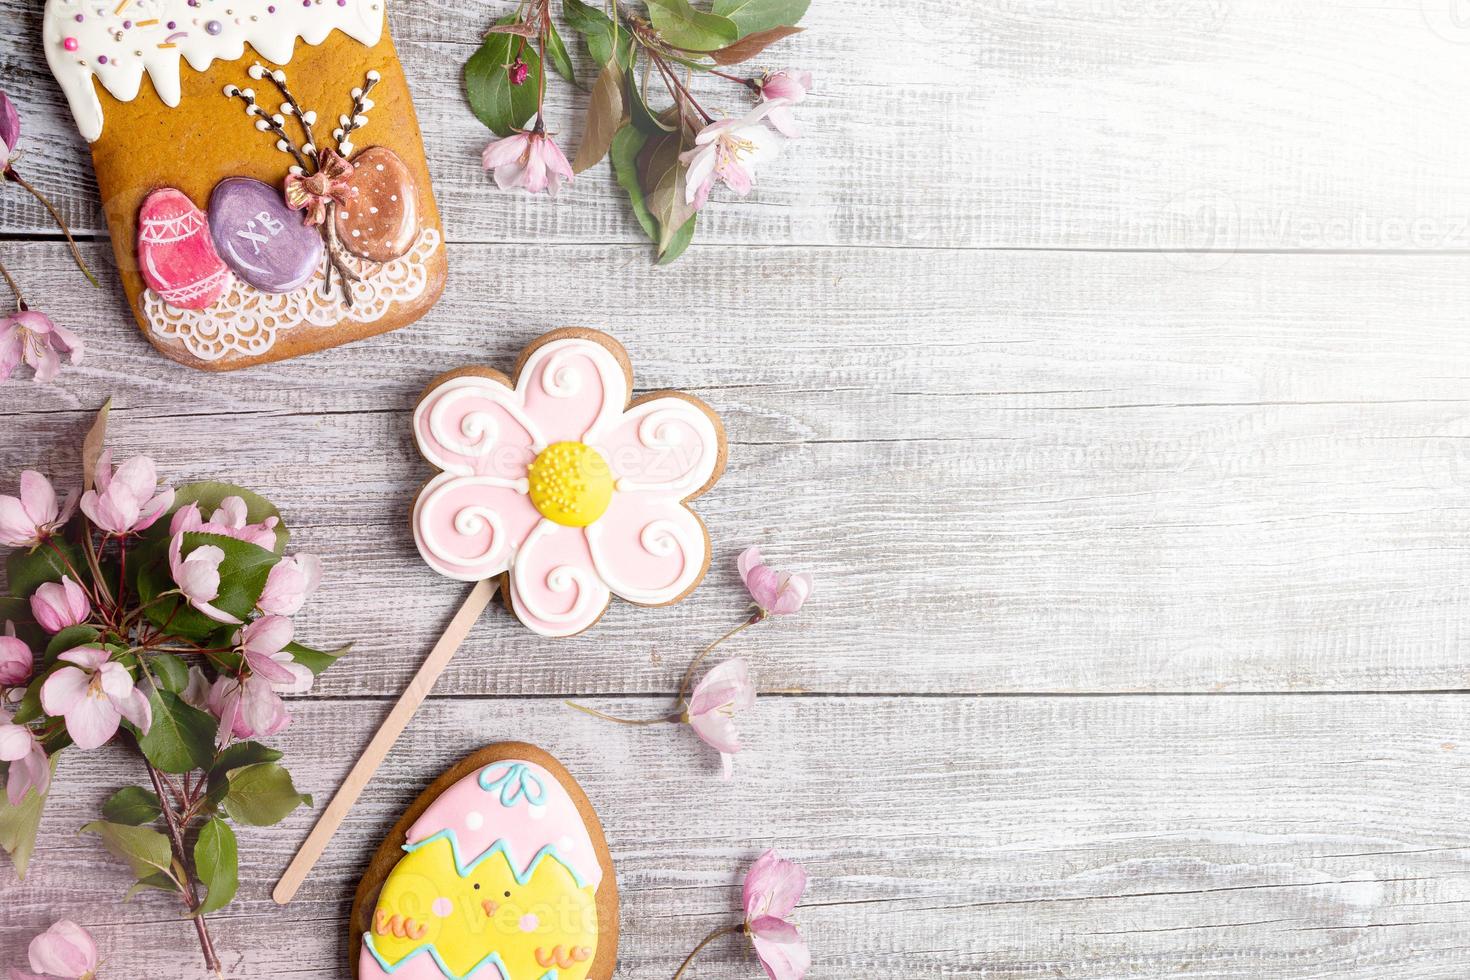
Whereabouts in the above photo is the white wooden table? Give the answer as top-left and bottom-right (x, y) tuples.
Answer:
(4, 1), (1470, 976)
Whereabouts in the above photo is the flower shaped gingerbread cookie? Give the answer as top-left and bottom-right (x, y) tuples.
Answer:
(412, 329), (727, 637)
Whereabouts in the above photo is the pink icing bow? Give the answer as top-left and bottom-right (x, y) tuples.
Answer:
(284, 149), (355, 227)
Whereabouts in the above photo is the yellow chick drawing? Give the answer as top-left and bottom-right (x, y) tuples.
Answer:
(358, 759), (611, 980)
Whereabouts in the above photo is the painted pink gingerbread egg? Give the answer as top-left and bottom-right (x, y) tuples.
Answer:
(137, 188), (229, 310)
(336, 146), (419, 263)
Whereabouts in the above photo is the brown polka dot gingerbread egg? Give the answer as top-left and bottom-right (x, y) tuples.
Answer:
(337, 146), (419, 262)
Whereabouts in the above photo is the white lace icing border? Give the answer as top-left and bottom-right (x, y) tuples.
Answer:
(141, 227), (440, 363)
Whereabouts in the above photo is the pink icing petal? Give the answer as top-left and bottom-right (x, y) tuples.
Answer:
(413, 473), (542, 582)
(516, 338), (630, 446)
(413, 376), (537, 478)
(506, 521), (609, 638)
(586, 494), (709, 607)
(405, 760), (602, 889)
(598, 395), (721, 499)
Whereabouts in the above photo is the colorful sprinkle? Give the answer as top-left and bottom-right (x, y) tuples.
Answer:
(63, 37), (79, 51)
(205, 19), (222, 34)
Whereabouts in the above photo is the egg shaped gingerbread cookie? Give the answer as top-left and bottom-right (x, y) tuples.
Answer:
(351, 744), (618, 980)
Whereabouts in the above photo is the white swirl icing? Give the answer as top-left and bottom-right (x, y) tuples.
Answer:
(518, 339), (629, 445)
(43, 0), (385, 142)
(412, 474), (527, 581)
(613, 400), (720, 497)
(585, 517), (700, 605)
(413, 375), (548, 476)
(509, 519), (607, 632)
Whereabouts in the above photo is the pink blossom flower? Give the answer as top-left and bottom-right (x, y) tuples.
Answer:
(0, 311), (82, 384)
(78, 451), (173, 535)
(237, 615), (312, 692)
(412, 333), (724, 637)
(0, 90), (19, 170)
(180, 664), (211, 710)
(686, 658), (756, 780)
(29, 576), (90, 633)
(39, 647), (151, 750)
(169, 498), (279, 550)
(742, 850), (811, 980)
(738, 547), (812, 617)
(257, 553), (322, 616)
(0, 470), (77, 547)
(167, 534), (239, 624)
(0, 624), (34, 686)
(680, 102), (784, 211)
(0, 710), (49, 806)
(482, 127), (574, 197)
(757, 70), (812, 138)
(23, 920), (97, 980)
(208, 674), (290, 742)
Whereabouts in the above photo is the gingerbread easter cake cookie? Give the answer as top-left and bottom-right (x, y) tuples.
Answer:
(42, 0), (446, 370)
(351, 744), (618, 980)
(411, 328), (728, 637)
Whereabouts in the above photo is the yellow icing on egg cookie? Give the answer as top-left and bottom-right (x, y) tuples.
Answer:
(366, 834), (599, 980)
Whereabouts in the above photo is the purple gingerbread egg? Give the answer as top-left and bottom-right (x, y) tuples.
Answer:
(208, 177), (324, 294)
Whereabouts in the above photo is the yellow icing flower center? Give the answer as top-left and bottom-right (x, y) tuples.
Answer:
(527, 442), (614, 527)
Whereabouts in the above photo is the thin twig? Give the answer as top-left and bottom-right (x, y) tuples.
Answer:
(224, 85), (310, 170)
(5, 170), (99, 287)
(145, 759), (222, 976)
(671, 923), (743, 980)
(677, 613), (764, 703)
(563, 701), (682, 725)
(253, 64), (318, 157)
(0, 255), (22, 310)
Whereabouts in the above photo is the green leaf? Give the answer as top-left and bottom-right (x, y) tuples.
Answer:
(645, 0), (738, 51)
(123, 870), (178, 902)
(546, 19), (578, 86)
(81, 820), (173, 880)
(709, 23), (802, 64)
(0, 757), (54, 879)
(712, 0), (809, 36)
(283, 640), (350, 676)
(611, 125), (658, 242)
(101, 786), (162, 826)
(211, 740), (283, 778)
(221, 763), (311, 826)
(82, 399), (112, 492)
(573, 61), (625, 174)
(465, 17), (543, 137)
(564, 0), (634, 68)
(142, 532), (279, 641)
(193, 817), (239, 916)
(657, 213), (698, 264)
(626, 66), (674, 135)
(44, 626), (100, 663)
(0, 597), (42, 647)
(170, 482), (289, 554)
(7, 541), (83, 599)
(149, 652), (189, 693)
(136, 689), (217, 774)
(641, 128), (697, 256)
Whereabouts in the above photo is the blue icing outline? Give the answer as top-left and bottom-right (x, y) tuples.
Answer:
(479, 763), (547, 807)
(402, 829), (588, 889)
(362, 933), (510, 980)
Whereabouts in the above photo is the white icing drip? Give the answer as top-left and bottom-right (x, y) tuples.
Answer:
(612, 401), (720, 496)
(428, 394), (499, 459)
(509, 519), (606, 633)
(412, 474), (528, 581)
(42, 0), (386, 142)
(518, 339), (629, 445)
(142, 226), (438, 363)
(586, 517), (700, 604)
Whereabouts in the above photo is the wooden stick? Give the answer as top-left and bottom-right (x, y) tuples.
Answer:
(272, 578), (498, 905)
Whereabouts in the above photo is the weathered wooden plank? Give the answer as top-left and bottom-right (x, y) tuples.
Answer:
(1, 243), (1467, 693)
(5, 695), (1470, 978)
(4, 0), (1470, 249)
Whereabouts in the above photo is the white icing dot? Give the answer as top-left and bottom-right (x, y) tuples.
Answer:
(431, 896), (453, 918)
(351, 230), (361, 237)
(390, 195), (398, 202)
(375, 163), (385, 171)
(528, 804), (547, 822)
(369, 206), (378, 214)
(557, 835), (576, 852)
(465, 811), (484, 831)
